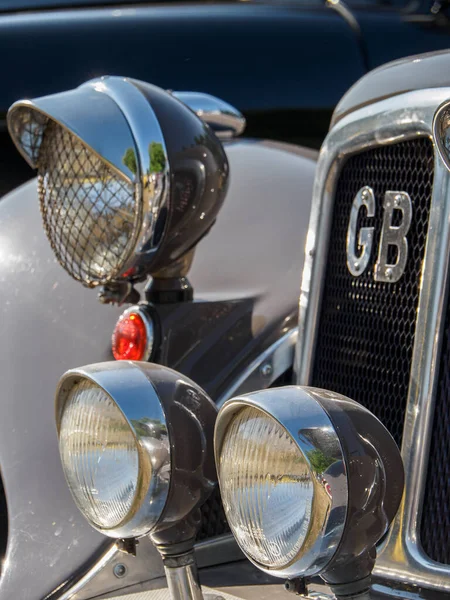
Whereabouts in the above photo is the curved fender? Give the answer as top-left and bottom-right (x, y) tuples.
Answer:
(0, 139), (316, 599)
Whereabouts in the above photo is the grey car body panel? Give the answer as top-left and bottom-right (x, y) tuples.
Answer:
(332, 49), (450, 127)
(0, 138), (315, 599)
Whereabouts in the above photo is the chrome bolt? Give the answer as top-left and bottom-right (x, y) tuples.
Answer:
(113, 564), (127, 578)
(385, 267), (393, 280)
(260, 363), (273, 377)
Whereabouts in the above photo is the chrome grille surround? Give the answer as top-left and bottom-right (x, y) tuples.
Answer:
(295, 88), (450, 593)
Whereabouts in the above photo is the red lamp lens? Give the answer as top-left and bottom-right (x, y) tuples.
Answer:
(112, 311), (148, 361)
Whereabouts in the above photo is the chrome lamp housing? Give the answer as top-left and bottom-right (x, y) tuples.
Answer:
(214, 386), (404, 588)
(55, 361), (217, 541)
(7, 77), (230, 288)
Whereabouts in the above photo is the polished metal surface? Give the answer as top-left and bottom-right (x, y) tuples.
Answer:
(433, 100), (450, 173)
(173, 92), (246, 138)
(295, 87), (450, 591)
(98, 77), (170, 261)
(117, 306), (155, 362)
(346, 186), (375, 277)
(164, 551), (204, 600)
(347, 186), (413, 282)
(374, 191), (412, 283)
(216, 328), (297, 408)
(56, 361), (171, 539)
(7, 83), (138, 182)
(215, 387), (347, 578)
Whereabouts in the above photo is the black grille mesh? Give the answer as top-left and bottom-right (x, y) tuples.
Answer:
(420, 293), (450, 565)
(37, 120), (139, 287)
(311, 138), (434, 447)
(197, 487), (230, 541)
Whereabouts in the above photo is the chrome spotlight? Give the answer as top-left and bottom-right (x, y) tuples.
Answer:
(55, 361), (217, 540)
(8, 77), (230, 288)
(214, 386), (404, 591)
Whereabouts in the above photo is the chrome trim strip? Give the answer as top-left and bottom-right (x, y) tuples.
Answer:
(295, 87), (450, 591)
(46, 536), (165, 600)
(216, 328), (297, 408)
(44, 544), (119, 600)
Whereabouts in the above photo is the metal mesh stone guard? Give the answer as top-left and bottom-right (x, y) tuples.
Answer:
(37, 120), (139, 287)
(311, 138), (434, 447)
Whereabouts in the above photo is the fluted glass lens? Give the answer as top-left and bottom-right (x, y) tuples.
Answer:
(219, 407), (314, 568)
(59, 380), (140, 529)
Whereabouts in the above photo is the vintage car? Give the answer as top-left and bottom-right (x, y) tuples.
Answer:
(2, 0), (450, 198)
(1, 48), (450, 600)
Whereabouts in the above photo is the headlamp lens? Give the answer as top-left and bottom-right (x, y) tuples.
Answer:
(38, 121), (138, 286)
(218, 406), (314, 568)
(59, 379), (140, 529)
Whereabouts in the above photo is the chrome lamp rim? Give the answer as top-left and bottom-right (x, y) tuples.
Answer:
(55, 360), (171, 539)
(214, 386), (348, 578)
(433, 99), (450, 174)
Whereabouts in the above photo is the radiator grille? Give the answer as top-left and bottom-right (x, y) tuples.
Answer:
(420, 291), (450, 565)
(197, 487), (229, 541)
(311, 138), (434, 447)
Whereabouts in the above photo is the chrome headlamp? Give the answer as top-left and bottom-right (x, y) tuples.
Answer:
(215, 386), (404, 584)
(55, 361), (217, 539)
(7, 77), (230, 288)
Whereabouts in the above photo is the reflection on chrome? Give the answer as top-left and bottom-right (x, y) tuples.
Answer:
(38, 121), (138, 284)
(215, 387), (347, 579)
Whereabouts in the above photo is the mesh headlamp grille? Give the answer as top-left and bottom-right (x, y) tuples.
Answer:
(37, 121), (140, 286)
